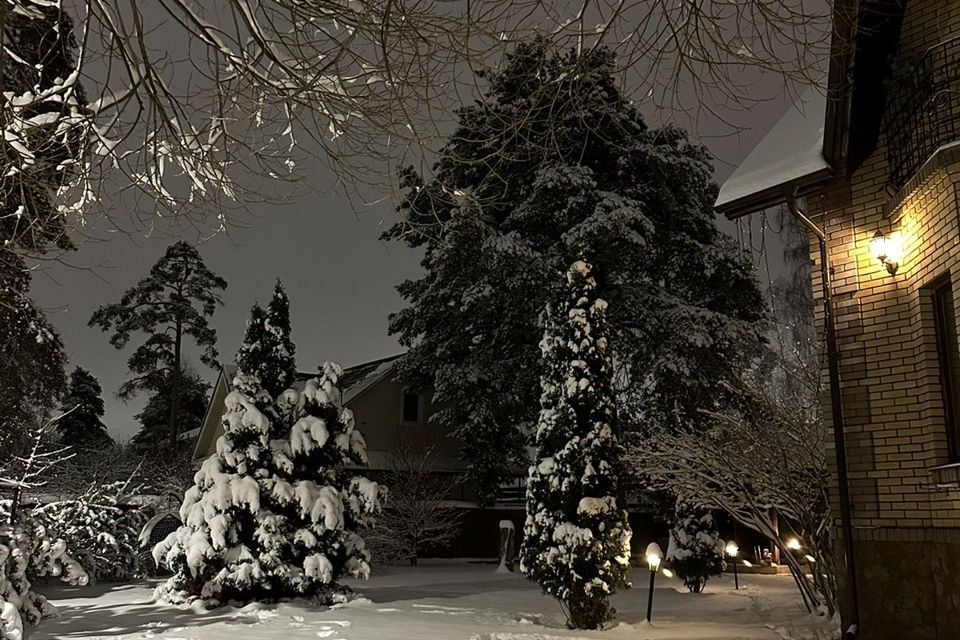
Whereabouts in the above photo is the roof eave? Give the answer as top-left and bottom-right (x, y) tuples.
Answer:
(717, 167), (834, 220)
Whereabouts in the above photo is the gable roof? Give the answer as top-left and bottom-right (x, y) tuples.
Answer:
(715, 86), (832, 217)
(716, 0), (907, 219)
(191, 354), (403, 460)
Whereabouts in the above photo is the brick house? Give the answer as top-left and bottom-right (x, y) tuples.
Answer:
(716, 1), (960, 637)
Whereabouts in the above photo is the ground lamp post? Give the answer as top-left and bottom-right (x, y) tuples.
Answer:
(725, 541), (740, 590)
(645, 542), (663, 623)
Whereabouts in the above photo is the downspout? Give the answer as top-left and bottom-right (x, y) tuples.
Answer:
(785, 188), (860, 639)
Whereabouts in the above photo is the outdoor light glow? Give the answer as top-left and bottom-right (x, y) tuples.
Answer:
(805, 554), (816, 563)
(645, 542), (664, 572)
(870, 230), (903, 275)
(725, 541), (739, 557)
(662, 568), (674, 578)
(786, 537), (802, 551)
(742, 560), (753, 567)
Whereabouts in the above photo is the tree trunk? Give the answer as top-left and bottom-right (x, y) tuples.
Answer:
(168, 319), (182, 449)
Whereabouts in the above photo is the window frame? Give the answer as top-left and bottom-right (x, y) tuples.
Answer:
(932, 277), (960, 462)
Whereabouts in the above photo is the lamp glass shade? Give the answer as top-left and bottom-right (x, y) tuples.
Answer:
(725, 541), (739, 557)
(644, 542), (663, 571)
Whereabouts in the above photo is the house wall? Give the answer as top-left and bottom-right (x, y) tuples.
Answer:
(194, 375), (463, 471)
(807, 5), (960, 637)
(348, 378), (463, 469)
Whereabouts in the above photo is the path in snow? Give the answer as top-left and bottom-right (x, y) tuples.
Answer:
(32, 562), (836, 640)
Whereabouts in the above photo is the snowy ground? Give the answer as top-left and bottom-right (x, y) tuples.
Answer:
(33, 562), (837, 640)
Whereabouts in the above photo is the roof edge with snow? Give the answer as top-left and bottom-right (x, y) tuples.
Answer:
(715, 86), (834, 219)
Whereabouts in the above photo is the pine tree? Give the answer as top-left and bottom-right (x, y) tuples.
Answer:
(56, 367), (113, 450)
(0, 253), (66, 459)
(89, 241), (227, 445)
(666, 499), (724, 593)
(236, 282), (297, 399)
(154, 292), (383, 606)
(385, 38), (766, 501)
(132, 365), (209, 450)
(521, 260), (631, 630)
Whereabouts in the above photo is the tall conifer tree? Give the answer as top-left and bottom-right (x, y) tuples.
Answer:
(237, 281), (297, 399)
(90, 241), (227, 445)
(521, 260), (631, 629)
(155, 288), (382, 605)
(386, 38), (765, 501)
(57, 367), (113, 450)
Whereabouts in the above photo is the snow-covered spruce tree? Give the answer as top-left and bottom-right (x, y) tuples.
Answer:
(56, 367), (113, 451)
(154, 287), (382, 605)
(521, 260), (631, 630)
(385, 38), (766, 502)
(666, 500), (723, 594)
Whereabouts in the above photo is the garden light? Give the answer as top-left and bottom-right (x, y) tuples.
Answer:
(725, 540), (740, 589)
(645, 542), (663, 623)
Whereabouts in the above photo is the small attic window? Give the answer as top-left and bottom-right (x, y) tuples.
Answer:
(402, 391), (420, 423)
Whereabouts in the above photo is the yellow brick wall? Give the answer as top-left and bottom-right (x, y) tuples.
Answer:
(807, 0), (960, 538)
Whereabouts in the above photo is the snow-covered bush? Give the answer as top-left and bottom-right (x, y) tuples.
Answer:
(0, 515), (88, 640)
(34, 482), (147, 583)
(154, 285), (384, 606)
(666, 500), (723, 593)
(521, 260), (631, 630)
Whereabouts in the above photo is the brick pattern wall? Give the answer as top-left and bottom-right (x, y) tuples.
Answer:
(808, 0), (960, 538)
(803, 3), (960, 635)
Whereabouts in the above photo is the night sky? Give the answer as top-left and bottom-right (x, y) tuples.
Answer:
(29, 89), (797, 443)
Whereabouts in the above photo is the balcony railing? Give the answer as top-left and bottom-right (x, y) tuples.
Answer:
(885, 36), (960, 189)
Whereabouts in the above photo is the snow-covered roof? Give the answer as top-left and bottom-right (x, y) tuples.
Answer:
(715, 86), (833, 217)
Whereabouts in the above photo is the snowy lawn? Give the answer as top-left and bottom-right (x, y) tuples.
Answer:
(32, 562), (836, 640)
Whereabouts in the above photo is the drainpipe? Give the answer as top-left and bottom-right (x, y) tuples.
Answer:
(785, 188), (860, 639)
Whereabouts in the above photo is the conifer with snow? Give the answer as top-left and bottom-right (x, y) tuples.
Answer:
(666, 499), (724, 593)
(520, 260), (631, 630)
(154, 284), (383, 606)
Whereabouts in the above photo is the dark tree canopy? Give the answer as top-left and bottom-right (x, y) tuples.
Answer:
(132, 365), (209, 450)
(386, 38), (766, 502)
(89, 241), (226, 443)
(236, 281), (297, 399)
(0, 253), (66, 456)
(1, 3), (87, 253)
(57, 366), (113, 450)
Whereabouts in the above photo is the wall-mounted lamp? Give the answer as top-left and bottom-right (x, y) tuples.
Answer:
(870, 230), (902, 275)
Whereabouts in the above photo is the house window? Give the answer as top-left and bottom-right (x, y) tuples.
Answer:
(933, 280), (960, 461)
(402, 391), (420, 423)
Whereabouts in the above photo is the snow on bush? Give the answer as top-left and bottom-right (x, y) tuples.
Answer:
(0, 514), (88, 640)
(34, 481), (147, 583)
(666, 499), (724, 593)
(520, 260), (631, 630)
(154, 285), (384, 606)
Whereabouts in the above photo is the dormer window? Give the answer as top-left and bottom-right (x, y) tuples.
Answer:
(402, 390), (420, 423)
